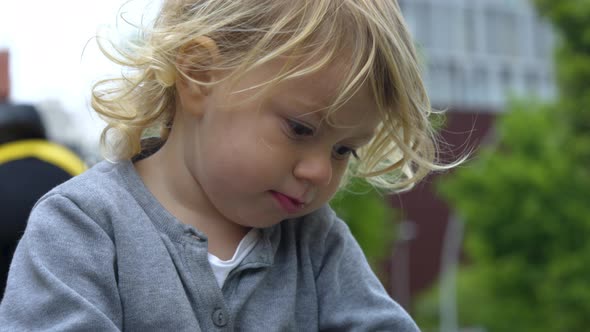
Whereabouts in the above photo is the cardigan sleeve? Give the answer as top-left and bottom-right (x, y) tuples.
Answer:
(0, 194), (122, 331)
(315, 209), (420, 332)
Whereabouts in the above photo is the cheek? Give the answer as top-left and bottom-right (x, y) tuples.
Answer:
(199, 131), (277, 189)
(330, 162), (348, 187)
(308, 166), (347, 207)
(194, 111), (296, 193)
(204, 141), (249, 179)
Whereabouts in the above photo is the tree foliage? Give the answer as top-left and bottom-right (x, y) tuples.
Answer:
(415, 1), (590, 330)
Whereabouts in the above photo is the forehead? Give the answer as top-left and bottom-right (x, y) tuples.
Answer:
(263, 59), (379, 127)
(219, 56), (381, 136)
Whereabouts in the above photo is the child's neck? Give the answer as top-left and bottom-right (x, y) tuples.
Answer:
(134, 142), (250, 261)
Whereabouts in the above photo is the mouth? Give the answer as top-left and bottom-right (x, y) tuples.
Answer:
(270, 191), (305, 214)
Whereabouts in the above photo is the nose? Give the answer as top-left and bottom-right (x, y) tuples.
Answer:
(293, 151), (333, 187)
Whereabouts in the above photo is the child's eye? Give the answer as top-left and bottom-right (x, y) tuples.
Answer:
(332, 144), (359, 160)
(286, 119), (315, 138)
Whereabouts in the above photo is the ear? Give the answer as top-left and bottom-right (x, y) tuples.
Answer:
(175, 36), (220, 117)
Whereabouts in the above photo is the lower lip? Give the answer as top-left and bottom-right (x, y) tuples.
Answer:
(270, 191), (303, 214)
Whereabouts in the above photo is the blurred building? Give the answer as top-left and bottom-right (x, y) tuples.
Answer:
(401, 0), (556, 110)
(389, 0), (556, 309)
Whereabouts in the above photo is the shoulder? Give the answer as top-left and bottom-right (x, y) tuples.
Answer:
(42, 160), (132, 203)
(48, 159), (128, 197)
(31, 160), (135, 234)
(295, 204), (350, 239)
(280, 205), (348, 242)
(278, 205), (354, 267)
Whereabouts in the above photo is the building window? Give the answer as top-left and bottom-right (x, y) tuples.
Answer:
(534, 18), (554, 60)
(431, 4), (453, 51)
(414, 2), (432, 49)
(471, 67), (489, 107)
(501, 66), (513, 90)
(464, 6), (477, 54)
(486, 7), (518, 56)
(525, 70), (540, 96)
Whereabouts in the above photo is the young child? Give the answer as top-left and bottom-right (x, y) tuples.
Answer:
(0, 0), (455, 330)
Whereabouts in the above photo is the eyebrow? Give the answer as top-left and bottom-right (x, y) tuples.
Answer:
(322, 121), (376, 145)
(289, 99), (328, 121)
(349, 131), (376, 145)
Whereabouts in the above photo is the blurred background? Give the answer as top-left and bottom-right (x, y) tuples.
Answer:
(1, 0), (589, 331)
(0, 0), (158, 162)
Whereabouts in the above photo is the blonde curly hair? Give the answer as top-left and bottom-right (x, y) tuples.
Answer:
(92, 0), (463, 192)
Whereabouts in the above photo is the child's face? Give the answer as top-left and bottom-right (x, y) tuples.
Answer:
(178, 59), (379, 229)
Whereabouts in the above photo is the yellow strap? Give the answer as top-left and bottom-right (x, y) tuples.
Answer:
(0, 139), (87, 176)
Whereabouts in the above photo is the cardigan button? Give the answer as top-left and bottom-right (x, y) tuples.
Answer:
(186, 229), (205, 242)
(212, 308), (228, 327)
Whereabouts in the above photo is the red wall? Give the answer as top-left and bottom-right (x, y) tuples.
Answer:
(387, 110), (496, 309)
(0, 51), (8, 102)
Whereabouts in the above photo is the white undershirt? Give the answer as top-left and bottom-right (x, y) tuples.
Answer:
(207, 228), (260, 288)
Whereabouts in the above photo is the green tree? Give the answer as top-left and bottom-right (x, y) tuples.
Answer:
(534, 0), (590, 162)
(415, 1), (590, 331)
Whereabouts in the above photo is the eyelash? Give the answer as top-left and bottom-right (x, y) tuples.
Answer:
(285, 119), (359, 160)
(286, 118), (315, 138)
(333, 145), (359, 160)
